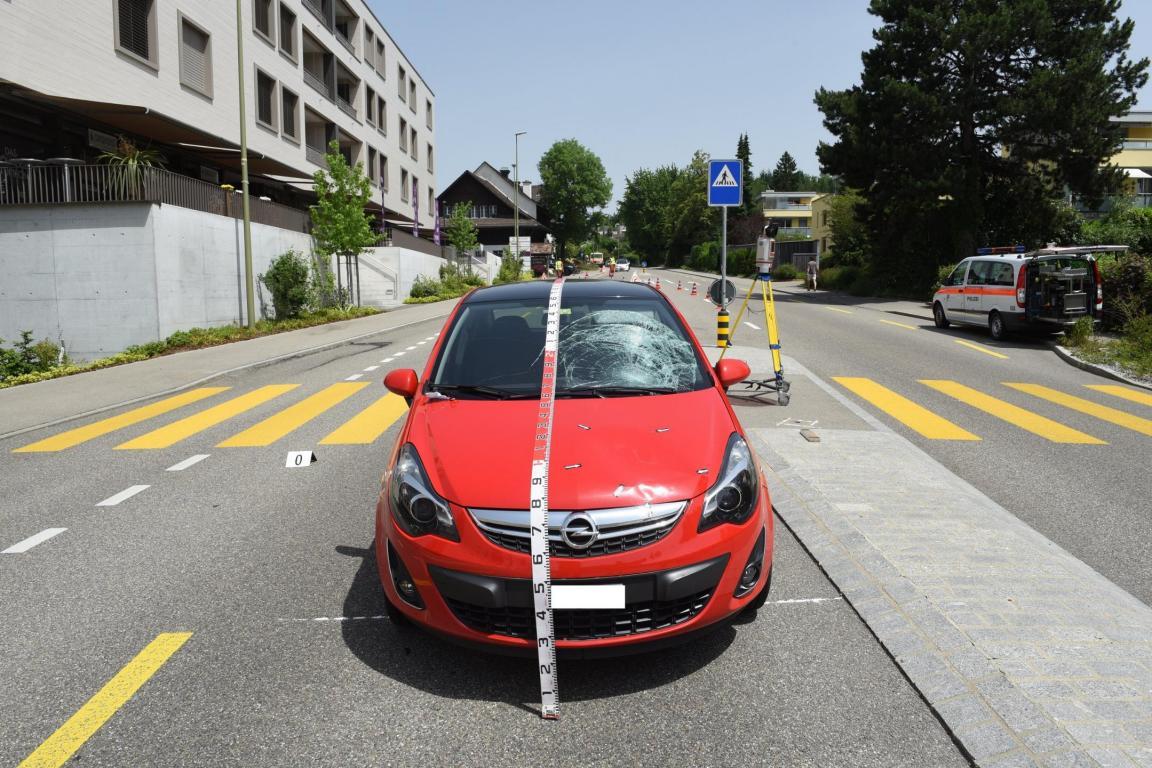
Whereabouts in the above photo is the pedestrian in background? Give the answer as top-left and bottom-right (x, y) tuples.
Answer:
(806, 256), (819, 291)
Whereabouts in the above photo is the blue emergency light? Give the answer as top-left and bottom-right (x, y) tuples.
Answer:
(975, 245), (1026, 255)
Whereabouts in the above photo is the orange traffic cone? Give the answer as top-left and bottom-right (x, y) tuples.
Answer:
(655, 277), (662, 290)
(676, 280), (682, 291)
(690, 282), (698, 296)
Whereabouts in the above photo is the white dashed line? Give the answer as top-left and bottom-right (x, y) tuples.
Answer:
(744, 322), (761, 330)
(364, 365), (380, 372)
(279, 615), (389, 623)
(417, 341), (427, 345)
(2, 528), (67, 554)
(380, 358), (395, 364)
(166, 454), (209, 472)
(96, 485), (150, 507)
(768, 597), (843, 605)
(393, 351), (405, 356)
(345, 374), (364, 381)
(405, 346), (418, 351)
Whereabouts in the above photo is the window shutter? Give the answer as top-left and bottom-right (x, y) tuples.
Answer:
(119, 0), (151, 60)
(181, 22), (210, 94)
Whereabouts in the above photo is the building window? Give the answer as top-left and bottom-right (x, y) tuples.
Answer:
(408, 80), (416, 112)
(364, 28), (375, 68)
(365, 86), (376, 126)
(401, 168), (409, 202)
(426, 144), (433, 174)
(409, 127), (417, 160)
(380, 155), (389, 191)
(412, 175), (419, 210)
(428, 188), (435, 218)
(115, 0), (157, 67)
(426, 99), (433, 130)
(253, 0), (274, 43)
(367, 147), (377, 185)
(376, 41), (386, 77)
(399, 117), (408, 151)
(378, 97), (387, 134)
(279, 4), (297, 60)
(255, 68), (277, 130)
(281, 86), (299, 141)
(398, 65), (406, 100)
(178, 16), (212, 97)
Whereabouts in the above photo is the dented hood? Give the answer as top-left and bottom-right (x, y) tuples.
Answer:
(411, 388), (734, 510)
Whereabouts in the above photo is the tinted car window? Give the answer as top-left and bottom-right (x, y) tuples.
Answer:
(989, 262), (1015, 286)
(966, 261), (994, 285)
(944, 263), (968, 286)
(431, 296), (711, 396)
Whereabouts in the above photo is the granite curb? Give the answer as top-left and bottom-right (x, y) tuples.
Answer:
(752, 428), (1152, 768)
(1049, 344), (1152, 393)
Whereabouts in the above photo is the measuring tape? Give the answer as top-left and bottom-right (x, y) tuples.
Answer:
(530, 277), (564, 720)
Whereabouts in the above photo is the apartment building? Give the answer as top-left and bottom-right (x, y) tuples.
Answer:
(0, 0), (436, 227)
(1110, 111), (1152, 209)
(761, 190), (825, 239)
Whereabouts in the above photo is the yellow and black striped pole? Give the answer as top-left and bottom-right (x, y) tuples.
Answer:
(717, 308), (730, 348)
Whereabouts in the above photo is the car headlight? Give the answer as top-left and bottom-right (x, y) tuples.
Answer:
(699, 433), (759, 532)
(389, 444), (459, 541)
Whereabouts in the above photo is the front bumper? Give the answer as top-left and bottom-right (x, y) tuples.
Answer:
(376, 484), (773, 653)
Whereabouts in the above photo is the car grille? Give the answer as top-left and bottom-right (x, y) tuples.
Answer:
(468, 502), (685, 558)
(444, 589), (713, 640)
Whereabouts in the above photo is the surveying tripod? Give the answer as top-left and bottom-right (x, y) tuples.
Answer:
(719, 228), (791, 406)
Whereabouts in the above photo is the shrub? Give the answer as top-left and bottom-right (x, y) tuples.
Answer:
(30, 339), (62, 371)
(1117, 314), (1152, 378)
(262, 250), (311, 319)
(495, 255), (525, 284)
(409, 274), (442, 299)
(818, 265), (862, 291)
(1066, 316), (1095, 346)
(773, 263), (799, 281)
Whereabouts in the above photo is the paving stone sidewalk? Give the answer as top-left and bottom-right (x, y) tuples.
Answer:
(751, 423), (1152, 768)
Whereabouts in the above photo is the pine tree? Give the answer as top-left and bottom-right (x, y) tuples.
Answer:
(771, 152), (800, 191)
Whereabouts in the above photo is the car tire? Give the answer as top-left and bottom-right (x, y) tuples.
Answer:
(384, 593), (411, 626)
(741, 565), (774, 616)
(933, 302), (950, 329)
(988, 310), (1006, 341)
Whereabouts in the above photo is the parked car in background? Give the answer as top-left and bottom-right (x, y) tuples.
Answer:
(616, 258), (630, 272)
(932, 245), (1126, 340)
(378, 279), (773, 655)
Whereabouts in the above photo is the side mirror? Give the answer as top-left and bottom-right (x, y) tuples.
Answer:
(714, 359), (751, 390)
(384, 369), (419, 400)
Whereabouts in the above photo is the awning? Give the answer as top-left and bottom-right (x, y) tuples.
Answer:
(1123, 168), (1151, 179)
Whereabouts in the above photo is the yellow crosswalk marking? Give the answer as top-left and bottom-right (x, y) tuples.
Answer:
(218, 383), (369, 447)
(1006, 383), (1152, 437)
(1086, 384), (1152, 408)
(833, 377), (980, 440)
(954, 339), (1009, 359)
(115, 385), (298, 449)
(921, 380), (1105, 444)
(13, 389), (229, 453)
(320, 393), (409, 445)
(18, 632), (191, 768)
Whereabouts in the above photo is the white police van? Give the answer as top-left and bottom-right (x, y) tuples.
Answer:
(932, 245), (1126, 340)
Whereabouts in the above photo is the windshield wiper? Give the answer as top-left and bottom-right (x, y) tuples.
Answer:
(428, 384), (538, 400)
(557, 386), (679, 398)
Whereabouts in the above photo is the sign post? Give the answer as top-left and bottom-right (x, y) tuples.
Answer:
(708, 159), (742, 347)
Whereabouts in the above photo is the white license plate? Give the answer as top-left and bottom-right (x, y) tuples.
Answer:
(551, 584), (625, 610)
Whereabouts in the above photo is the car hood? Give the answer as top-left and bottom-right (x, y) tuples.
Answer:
(410, 388), (734, 510)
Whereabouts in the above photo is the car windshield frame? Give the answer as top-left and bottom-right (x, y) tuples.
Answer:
(427, 292), (712, 399)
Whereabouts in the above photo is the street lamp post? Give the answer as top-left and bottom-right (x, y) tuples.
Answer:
(235, 0), (255, 328)
(514, 130), (526, 266)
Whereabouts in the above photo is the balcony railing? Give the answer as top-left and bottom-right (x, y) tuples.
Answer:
(0, 163), (311, 232)
(764, 203), (812, 212)
(303, 68), (331, 99)
(302, 0), (328, 27)
(335, 30), (356, 56)
(776, 227), (812, 238)
(1121, 140), (1152, 150)
(337, 95), (357, 120)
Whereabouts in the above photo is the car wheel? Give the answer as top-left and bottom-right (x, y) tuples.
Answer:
(988, 310), (1006, 341)
(933, 302), (950, 329)
(741, 565), (774, 615)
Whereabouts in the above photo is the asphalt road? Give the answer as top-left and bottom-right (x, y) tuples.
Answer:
(652, 268), (1152, 606)
(0, 306), (968, 766)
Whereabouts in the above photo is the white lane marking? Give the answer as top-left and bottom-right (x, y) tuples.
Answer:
(744, 322), (761, 330)
(96, 485), (150, 507)
(3, 528), (67, 554)
(380, 358), (395, 364)
(393, 351), (405, 356)
(425, 336), (436, 340)
(166, 454), (209, 472)
(363, 365), (380, 372)
(279, 615), (389, 622)
(417, 341), (428, 345)
(768, 597), (844, 605)
(405, 346), (418, 351)
(345, 374), (364, 381)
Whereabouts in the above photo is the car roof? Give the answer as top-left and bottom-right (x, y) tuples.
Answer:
(463, 279), (659, 304)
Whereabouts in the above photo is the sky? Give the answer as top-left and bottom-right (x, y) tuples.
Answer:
(373, 0), (1152, 211)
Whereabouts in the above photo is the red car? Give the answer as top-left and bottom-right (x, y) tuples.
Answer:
(377, 279), (774, 654)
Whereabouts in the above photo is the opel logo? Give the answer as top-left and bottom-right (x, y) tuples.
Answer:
(560, 513), (599, 550)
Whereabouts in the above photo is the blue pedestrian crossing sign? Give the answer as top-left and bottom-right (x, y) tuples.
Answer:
(708, 159), (742, 207)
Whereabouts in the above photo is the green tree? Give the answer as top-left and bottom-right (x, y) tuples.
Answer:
(737, 133), (762, 216)
(537, 139), (613, 260)
(619, 165), (681, 263)
(262, 250), (311, 319)
(665, 151), (716, 265)
(444, 201), (479, 253)
(826, 190), (871, 267)
(771, 151), (801, 191)
(311, 140), (376, 306)
(816, 0), (1148, 289)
